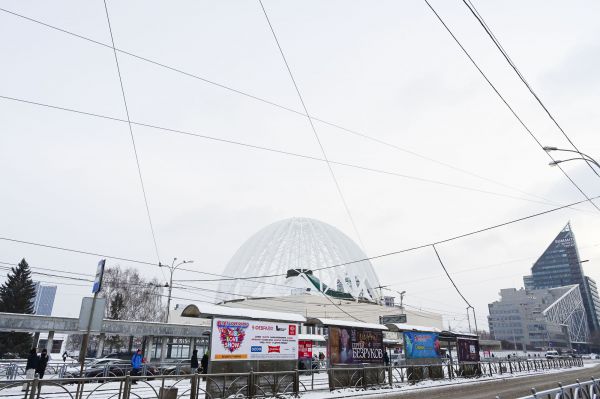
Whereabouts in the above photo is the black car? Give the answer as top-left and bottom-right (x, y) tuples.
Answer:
(63, 359), (159, 382)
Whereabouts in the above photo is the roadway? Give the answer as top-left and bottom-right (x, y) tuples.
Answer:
(388, 363), (600, 399)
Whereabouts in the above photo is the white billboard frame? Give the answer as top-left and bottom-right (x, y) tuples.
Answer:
(210, 317), (299, 361)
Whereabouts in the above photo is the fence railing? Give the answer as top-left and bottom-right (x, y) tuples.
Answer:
(0, 358), (583, 399)
(0, 360), (192, 380)
(508, 377), (600, 399)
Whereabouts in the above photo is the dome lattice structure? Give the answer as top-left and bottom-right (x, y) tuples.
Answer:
(219, 217), (381, 302)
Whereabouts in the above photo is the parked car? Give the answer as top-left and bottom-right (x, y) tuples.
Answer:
(161, 360), (193, 375)
(545, 350), (560, 359)
(63, 358), (159, 381)
(582, 353), (600, 360)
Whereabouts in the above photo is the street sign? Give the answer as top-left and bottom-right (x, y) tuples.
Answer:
(92, 259), (105, 293)
(379, 314), (407, 324)
(78, 297), (106, 332)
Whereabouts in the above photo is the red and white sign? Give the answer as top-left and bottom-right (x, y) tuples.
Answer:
(298, 340), (313, 359)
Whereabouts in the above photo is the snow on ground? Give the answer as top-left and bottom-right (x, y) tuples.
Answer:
(0, 362), (596, 399)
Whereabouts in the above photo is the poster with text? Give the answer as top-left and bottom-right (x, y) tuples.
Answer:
(457, 338), (480, 362)
(298, 340), (313, 359)
(403, 332), (441, 359)
(210, 318), (298, 361)
(328, 327), (384, 364)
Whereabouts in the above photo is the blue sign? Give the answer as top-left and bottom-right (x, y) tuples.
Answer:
(92, 259), (106, 294)
(404, 332), (441, 359)
(251, 346), (262, 353)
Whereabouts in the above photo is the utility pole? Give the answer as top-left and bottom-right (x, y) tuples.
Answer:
(161, 258), (193, 323)
(78, 260), (105, 379)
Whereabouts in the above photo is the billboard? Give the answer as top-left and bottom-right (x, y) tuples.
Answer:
(328, 327), (384, 365)
(457, 338), (480, 362)
(298, 340), (313, 359)
(210, 318), (298, 361)
(403, 332), (441, 359)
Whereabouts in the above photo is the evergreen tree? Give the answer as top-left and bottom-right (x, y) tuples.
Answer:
(0, 259), (37, 357)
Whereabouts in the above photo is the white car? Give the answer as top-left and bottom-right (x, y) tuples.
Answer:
(545, 350), (560, 359)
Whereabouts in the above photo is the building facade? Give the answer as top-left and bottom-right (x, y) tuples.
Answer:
(523, 223), (600, 331)
(32, 282), (57, 316)
(488, 285), (589, 350)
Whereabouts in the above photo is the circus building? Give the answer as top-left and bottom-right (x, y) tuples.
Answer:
(216, 217), (443, 329)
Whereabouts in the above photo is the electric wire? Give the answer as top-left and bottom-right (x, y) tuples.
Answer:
(180, 192), (600, 283)
(102, 0), (164, 275)
(423, 0), (600, 213)
(258, 0), (366, 252)
(460, 0), (600, 179)
(0, 94), (574, 212)
(0, 6), (553, 205)
(432, 244), (471, 307)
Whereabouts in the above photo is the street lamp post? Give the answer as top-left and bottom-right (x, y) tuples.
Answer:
(161, 258), (193, 323)
(398, 291), (406, 310)
(543, 146), (600, 171)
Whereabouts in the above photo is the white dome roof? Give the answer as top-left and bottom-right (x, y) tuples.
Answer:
(218, 217), (381, 302)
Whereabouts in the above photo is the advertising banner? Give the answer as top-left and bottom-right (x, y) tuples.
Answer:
(403, 332), (441, 359)
(210, 318), (298, 361)
(328, 327), (384, 364)
(298, 340), (313, 359)
(457, 338), (480, 362)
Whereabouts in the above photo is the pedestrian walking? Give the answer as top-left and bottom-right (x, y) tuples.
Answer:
(131, 349), (143, 384)
(36, 349), (50, 379)
(200, 352), (208, 374)
(62, 351), (68, 362)
(191, 349), (199, 372)
(22, 348), (39, 391)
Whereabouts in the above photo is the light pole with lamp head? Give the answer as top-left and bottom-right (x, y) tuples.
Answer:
(161, 258), (193, 323)
(543, 146), (600, 172)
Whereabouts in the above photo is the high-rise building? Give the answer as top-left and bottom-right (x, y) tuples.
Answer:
(488, 285), (589, 349)
(32, 282), (57, 316)
(523, 222), (600, 331)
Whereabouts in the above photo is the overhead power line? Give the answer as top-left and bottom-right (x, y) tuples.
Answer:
(423, 0), (600, 213)
(102, 0), (163, 270)
(1, 191), (597, 292)
(258, 0), (366, 252)
(176, 192), (600, 282)
(460, 0), (600, 179)
(0, 7), (560, 205)
(2, 94), (578, 212)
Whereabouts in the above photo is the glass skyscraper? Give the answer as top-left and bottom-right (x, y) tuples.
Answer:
(32, 282), (57, 316)
(523, 223), (600, 332)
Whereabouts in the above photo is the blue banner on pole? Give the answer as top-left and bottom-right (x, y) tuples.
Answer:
(92, 259), (106, 293)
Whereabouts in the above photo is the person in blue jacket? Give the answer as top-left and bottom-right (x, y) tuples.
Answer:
(131, 349), (143, 384)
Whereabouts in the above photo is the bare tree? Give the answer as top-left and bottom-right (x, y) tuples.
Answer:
(101, 266), (165, 322)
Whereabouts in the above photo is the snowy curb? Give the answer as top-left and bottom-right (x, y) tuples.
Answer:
(300, 363), (598, 399)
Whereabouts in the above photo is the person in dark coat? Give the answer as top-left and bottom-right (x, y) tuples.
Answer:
(22, 348), (39, 390)
(191, 349), (199, 372)
(383, 350), (390, 366)
(36, 349), (50, 379)
(200, 352), (208, 374)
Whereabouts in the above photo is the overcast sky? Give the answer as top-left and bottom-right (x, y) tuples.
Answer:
(1, 0), (600, 331)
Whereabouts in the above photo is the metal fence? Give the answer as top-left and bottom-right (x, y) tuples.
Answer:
(0, 358), (583, 399)
(0, 360), (193, 380)
(509, 377), (600, 399)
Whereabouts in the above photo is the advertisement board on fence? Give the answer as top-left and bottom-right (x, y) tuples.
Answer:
(298, 340), (313, 359)
(457, 338), (480, 362)
(328, 327), (384, 364)
(403, 332), (441, 359)
(210, 318), (298, 361)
